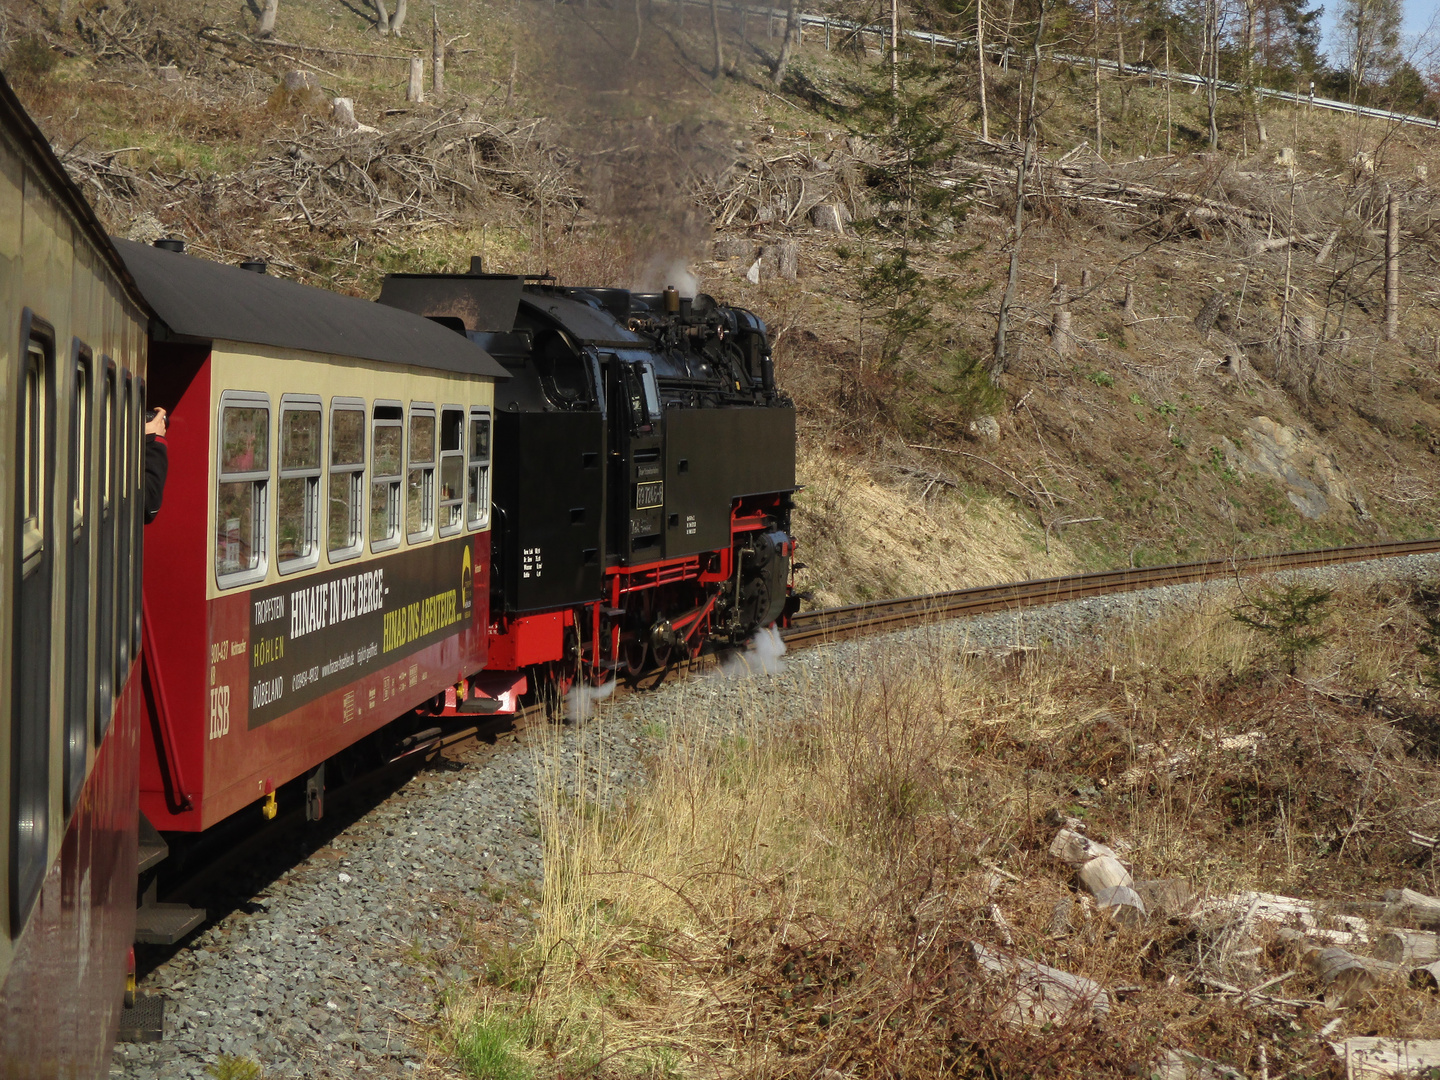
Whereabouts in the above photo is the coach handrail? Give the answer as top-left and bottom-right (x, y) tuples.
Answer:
(141, 598), (194, 812)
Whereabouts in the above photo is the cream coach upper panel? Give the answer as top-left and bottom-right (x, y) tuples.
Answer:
(204, 340), (495, 601)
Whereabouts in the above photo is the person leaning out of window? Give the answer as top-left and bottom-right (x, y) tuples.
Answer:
(145, 406), (168, 523)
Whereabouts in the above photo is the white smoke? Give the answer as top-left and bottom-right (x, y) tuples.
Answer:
(716, 625), (788, 679)
(565, 678), (616, 723)
(637, 256), (700, 297)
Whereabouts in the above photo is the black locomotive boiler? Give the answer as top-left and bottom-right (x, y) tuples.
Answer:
(379, 268), (799, 690)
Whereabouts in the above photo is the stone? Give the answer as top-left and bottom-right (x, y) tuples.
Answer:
(158, 64), (180, 82)
(967, 415), (1000, 445)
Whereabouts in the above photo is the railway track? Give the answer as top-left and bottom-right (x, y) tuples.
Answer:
(784, 538), (1440, 645)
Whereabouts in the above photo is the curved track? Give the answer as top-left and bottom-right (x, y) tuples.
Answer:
(784, 539), (1440, 645)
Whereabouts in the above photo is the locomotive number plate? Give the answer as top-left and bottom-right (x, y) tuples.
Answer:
(635, 481), (664, 509)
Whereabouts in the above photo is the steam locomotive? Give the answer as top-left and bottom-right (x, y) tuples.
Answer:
(0, 71), (797, 1077)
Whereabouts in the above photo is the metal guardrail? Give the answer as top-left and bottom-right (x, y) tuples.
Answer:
(667, 0), (1440, 131)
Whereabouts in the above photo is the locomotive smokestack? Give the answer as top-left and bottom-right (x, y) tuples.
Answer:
(663, 286), (680, 313)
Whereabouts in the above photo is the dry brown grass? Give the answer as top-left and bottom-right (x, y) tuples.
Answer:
(452, 571), (1440, 1077)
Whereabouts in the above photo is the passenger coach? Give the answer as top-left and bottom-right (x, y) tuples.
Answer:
(116, 240), (508, 892)
(0, 75), (150, 1073)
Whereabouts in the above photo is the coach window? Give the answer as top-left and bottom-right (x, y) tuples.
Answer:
(370, 402), (403, 552)
(466, 408), (491, 531)
(406, 403), (436, 543)
(438, 406), (464, 537)
(215, 391), (271, 587)
(328, 397), (366, 562)
(276, 396), (322, 573)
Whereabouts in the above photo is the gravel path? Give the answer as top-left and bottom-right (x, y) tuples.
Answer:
(111, 552), (1440, 1079)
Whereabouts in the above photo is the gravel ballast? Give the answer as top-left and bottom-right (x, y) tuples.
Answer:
(111, 552), (1440, 1079)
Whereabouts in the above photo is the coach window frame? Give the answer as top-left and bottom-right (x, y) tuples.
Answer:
(438, 404), (465, 538)
(369, 400), (403, 553)
(130, 377), (145, 656)
(12, 313), (56, 935)
(94, 359), (117, 736)
(214, 389), (272, 589)
(327, 396), (367, 563)
(466, 407), (492, 531)
(276, 394), (323, 574)
(115, 372), (134, 674)
(406, 402), (436, 544)
(63, 343), (94, 815)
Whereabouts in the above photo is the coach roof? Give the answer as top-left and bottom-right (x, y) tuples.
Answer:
(114, 238), (508, 379)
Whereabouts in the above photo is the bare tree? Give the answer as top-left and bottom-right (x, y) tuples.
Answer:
(977, 0), (990, 140)
(391, 0), (408, 37)
(258, 0), (278, 38)
(889, 0), (899, 94)
(374, 0), (390, 35)
(631, 0), (645, 61)
(771, 0), (799, 84)
(1338, 0), (1401, 100)
(1091, 0), (1102, 152)
(432, 4), (444, 93)
(1204, 0), (1219, 149)
(993, 0), (1051, 376)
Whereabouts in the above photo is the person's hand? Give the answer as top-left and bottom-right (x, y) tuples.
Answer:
(145, 407), (168, 437)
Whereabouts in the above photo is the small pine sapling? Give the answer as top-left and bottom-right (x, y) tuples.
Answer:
(1231, 581), (1333, 674)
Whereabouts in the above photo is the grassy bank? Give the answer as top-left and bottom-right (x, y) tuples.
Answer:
(449, 572), (1440, 1077)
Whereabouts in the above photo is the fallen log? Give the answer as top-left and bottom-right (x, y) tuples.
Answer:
(971, 942), (1110, 1029)
(1375, 929), (1440, 966)
(1384, 888), (1440, 930)
(1333, 1038), (1440, 1080)
(1278, 929), (1404, 1006)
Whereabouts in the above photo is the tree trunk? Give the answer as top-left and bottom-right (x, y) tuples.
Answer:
(771, 0), (798, 84)
(1385, 189), (1400, 341)
(258, 0), (279, 38)
(506, 44), (518, 104)
(407, 56), (424, 101)
(890, 0), (899, 94)
(432, 6), (444, 94)
(631, 0), (644, 60)
(1207, 0), (1219, 150)
(374, 0), (390, 35)
(976, 0), (989, 140)
(1091, 0), (1102, 153)
(1385, 888), (1440, 930)
(710, 0), (723, 77)
(1164, 30), (1171, 154)
(993, 0), (1049, 377)
(391, 0), (408, 37)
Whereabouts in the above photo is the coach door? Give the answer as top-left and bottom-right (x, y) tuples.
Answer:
(12, 319), (55, 933)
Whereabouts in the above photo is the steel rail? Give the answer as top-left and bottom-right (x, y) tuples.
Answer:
(783, 538), (1440, 645)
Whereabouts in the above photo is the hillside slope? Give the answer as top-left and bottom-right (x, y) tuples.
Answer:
(7, 0), (1439, 605)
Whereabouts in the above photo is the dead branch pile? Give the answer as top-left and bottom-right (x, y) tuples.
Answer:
(62, 108), (579, 281)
